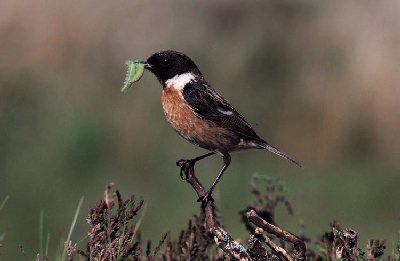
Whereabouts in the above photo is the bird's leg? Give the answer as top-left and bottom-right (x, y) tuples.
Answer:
(176, 152), (216, 180)
(198, 153), (231, 209)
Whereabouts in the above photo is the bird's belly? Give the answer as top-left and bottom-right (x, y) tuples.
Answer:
(161, 87), (239, 152)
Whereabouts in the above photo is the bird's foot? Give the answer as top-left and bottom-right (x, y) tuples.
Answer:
(197, 192), (214, 210)
(176, 159), (195, 180)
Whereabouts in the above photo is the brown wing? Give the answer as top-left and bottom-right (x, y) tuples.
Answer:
(182, 81), (263, 142)
(182, 81), (302, 167)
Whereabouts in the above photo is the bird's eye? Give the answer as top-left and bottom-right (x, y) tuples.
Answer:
(160, 59), (170, 67)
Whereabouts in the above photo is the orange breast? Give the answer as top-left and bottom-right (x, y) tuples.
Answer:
(161, 85), (239, 152)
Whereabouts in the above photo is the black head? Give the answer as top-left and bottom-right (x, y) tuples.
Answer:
(143, 50), (202, 85)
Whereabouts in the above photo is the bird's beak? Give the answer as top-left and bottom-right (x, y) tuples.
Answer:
(139, 61), (151, 69)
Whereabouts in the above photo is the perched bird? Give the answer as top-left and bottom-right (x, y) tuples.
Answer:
(139, 50), (300, 208)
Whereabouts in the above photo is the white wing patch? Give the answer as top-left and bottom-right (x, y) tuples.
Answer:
(217, 107), (233, 115)
(165, 73), (195, 90)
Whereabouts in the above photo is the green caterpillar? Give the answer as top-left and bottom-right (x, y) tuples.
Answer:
(122, 60), (145, 92)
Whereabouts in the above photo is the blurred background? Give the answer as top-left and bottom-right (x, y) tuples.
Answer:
(1, 0), (399, 259)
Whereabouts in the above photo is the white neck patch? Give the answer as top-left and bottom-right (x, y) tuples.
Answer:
(165, 73), (195, 90)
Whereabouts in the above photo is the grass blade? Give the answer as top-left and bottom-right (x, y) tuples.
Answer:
(61, 196), (84, 261)
(132, 202), (147, 239)
(0, 196), (10, 211)
(45, 232), (50, 257)
(39, 209), (44, 257)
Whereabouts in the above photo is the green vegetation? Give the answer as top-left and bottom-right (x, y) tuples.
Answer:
(22, 179), (400, 260)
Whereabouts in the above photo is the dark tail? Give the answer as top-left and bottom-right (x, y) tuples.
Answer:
(255, 140), (302, 168)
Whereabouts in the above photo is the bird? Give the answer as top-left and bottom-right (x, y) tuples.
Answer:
(139, 50), (301, 209)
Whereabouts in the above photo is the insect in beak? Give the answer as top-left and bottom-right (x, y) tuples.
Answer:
(139, 61), (151, 69)
(121, 60), (146, 92)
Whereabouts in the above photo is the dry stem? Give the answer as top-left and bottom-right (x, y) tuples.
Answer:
(177, 160), (252, 260)
(247, 209), (306, 260)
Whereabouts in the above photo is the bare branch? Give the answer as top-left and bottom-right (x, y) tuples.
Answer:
(213, 227), (253, 260)
(177, 161), (252, 260)
(246, 209), (306, 261)
(254, 227), (292, 261)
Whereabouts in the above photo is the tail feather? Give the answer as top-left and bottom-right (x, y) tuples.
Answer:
(256, 140), (302, 168)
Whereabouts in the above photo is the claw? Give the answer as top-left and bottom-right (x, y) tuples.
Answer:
(176, 159), (185, 167)
(180, 168), (185, 180)
(198, 192), (214, 209)
(176, 159), (194, 180)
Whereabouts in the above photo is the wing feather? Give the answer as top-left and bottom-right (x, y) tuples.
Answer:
(182, 81), (262, 141)
(182, 81), (302, 167)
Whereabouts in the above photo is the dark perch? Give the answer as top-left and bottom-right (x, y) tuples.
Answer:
(177, 160), (306, 261)
(177, 160), (252, 260)
(247, 210), (306, 261)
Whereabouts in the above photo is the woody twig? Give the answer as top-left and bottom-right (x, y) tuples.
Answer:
(177, 161), (252, 261)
